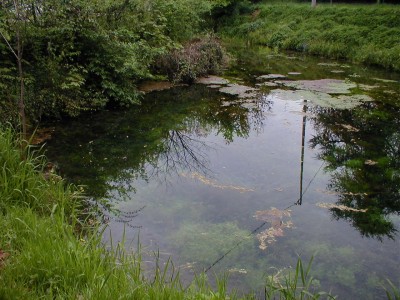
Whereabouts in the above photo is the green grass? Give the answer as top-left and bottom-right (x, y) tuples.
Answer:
(220, 3), (400, 71)
(264, 257), (336, 300)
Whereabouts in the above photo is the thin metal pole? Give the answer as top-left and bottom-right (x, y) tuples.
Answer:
(298, 101), (307, 205)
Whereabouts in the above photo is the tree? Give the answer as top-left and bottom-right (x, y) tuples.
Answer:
(0, 0), (27, 140)
(1, 0), (228, 126)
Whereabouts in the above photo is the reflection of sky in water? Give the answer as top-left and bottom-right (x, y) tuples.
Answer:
(100, 94), (399, 299)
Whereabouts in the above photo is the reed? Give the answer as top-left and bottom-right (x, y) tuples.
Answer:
(264, 257), (336, 300)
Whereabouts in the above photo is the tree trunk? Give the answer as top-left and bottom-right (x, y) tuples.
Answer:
(13, 0), (27, 142)
(17, 41), (26, 142)
(312, 0), (317, 7)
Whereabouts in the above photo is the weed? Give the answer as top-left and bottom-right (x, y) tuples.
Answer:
(265, 257), (336, 300)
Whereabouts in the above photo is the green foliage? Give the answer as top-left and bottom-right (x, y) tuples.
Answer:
(265, 257), (336, 300)
(385, 279), (400, 300)
(220, 3), (400, 71)
(0, 128), (80, 216)
(0, 0), (231, 124)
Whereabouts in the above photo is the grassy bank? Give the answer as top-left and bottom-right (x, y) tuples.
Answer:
(220, 3), (400, 71)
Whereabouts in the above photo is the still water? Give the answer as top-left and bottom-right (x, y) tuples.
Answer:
(44, 46), (400, 298)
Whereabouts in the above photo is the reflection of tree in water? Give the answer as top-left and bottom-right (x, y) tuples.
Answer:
(147, 130), (212, 180)
(46, 85), (269, 203)
(309, 102), (400, 238)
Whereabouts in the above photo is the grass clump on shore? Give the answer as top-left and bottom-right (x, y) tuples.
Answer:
(220, 3), (400, 71)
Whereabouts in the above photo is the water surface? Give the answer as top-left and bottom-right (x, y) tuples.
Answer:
(44, 47), (400, 299)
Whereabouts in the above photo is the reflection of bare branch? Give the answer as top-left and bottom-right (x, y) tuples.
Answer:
(147, 130), (214, 181)
(249, 95), (272, 135)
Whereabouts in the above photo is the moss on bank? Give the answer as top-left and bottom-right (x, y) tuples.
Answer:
(220, 4), (400, 71)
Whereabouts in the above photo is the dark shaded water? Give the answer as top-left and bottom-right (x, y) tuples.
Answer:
(44, 46), (400, 299)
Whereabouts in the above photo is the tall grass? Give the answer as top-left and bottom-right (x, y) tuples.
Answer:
(0, 128), (79, 217)
(265, 257), (335, 300)
(220, 3), (400, 71)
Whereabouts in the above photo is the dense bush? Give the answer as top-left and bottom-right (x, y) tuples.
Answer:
(0, 0), (235, 126)
(156, 35), (227, 83)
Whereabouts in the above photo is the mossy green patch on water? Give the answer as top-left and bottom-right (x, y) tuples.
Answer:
(196, 75), (230, 85)
(219, 84), (258, 99)
(267, 89), (373, 109)
(276, 79), (356, 94)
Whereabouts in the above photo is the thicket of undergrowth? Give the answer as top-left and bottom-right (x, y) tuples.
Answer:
(156, 35), (227, 83)
(220, 4), (400, 71)
(0, 0), (239, 125)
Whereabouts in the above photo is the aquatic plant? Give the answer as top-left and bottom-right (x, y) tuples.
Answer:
(265, 257), (336, 300)
(0, 127), (252, 299)
(254, 208), (294, 251)
(266, 88), (374, 110)
(170, 222), (251, 266)
(181, 172), (255, 193)
(275, 79), (356, 94)
(316, 202), (368, 213)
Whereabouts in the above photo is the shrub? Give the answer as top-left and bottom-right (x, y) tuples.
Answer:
(156, 35), (227, 83)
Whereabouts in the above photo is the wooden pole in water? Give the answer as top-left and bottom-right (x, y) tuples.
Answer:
(298, 101), (307, 205)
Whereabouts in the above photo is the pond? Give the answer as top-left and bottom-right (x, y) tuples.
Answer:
(43, 45), (400, 299)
